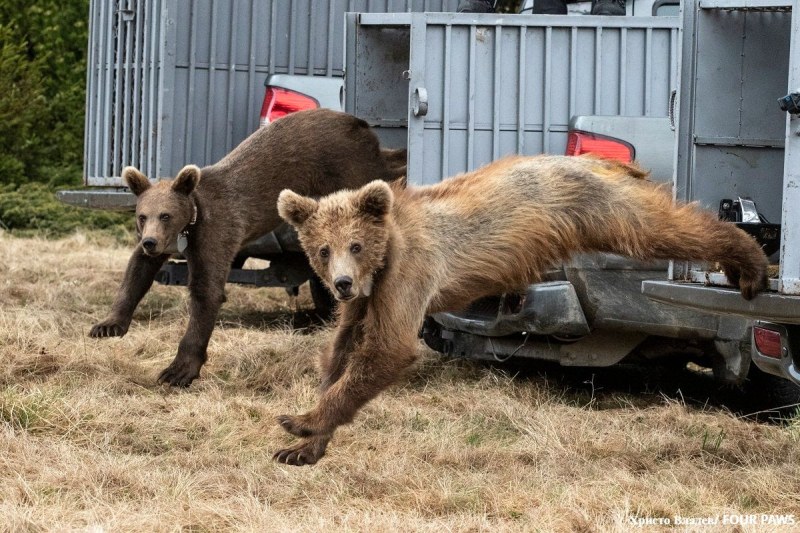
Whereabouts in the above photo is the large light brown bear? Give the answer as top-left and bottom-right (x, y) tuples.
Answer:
(274, 154), (768, 466)
(89, 108), (405, 387)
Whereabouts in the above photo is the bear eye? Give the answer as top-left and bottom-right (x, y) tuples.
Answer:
(138, 214), (146, 225)
(350, 243), (362, 254)
(160, 213), (171, 222)
(319, 246), (330, 259)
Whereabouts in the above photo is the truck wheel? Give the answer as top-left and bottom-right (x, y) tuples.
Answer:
(309, 275), (335, 319)
(740, 365), (800, 421)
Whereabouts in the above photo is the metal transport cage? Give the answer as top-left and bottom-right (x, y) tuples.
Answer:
(344, 12), (680, 184)
(82, 0), (459, 187)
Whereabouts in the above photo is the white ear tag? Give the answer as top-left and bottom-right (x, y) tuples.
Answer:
(177, 233), (188, 253)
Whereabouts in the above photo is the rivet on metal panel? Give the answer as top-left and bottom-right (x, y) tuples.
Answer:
(412, 87), (428, 117)
(402, 70), (412, 80)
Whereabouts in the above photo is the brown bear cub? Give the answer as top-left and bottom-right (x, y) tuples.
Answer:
(275, 154), (769, 466)
(90, 108), (406, 387)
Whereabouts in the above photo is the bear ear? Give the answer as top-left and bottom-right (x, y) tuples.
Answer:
(354, 180), (393, 219)
(172, 165), (201, 196)
(123, 166), (151, 196)
(278, 189), (319, 227)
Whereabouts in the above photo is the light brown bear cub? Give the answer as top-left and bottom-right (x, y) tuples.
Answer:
(90, 109), (405, 387)
(275, 154), (768, 466)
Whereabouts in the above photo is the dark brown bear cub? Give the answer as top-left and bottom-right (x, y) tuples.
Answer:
(274, 154), (768, 466)
(90, 109), (405, 387)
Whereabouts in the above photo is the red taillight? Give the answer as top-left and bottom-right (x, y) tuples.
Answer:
(565, 131), (634, 163)
(754, 326), (783, 359)
(259, 87), (319, 127)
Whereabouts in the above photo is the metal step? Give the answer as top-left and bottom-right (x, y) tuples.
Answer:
(642, 280), (800, 324)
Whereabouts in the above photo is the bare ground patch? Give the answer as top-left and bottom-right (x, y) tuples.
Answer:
(1, 230), (799, 532)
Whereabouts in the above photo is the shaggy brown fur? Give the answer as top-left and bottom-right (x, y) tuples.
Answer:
(89, 109), (406, 387)
(274, 154), (769, 466)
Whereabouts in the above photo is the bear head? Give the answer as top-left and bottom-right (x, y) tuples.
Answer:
(124, 165), (201, 256)
(278, 180), (394, 301)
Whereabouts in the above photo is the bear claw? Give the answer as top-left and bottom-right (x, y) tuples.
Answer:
(89, 320), (128, 338)
(273, 447), (314, 466)
(273, 438), (329, 466)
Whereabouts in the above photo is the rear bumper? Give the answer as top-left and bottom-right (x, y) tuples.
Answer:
(431, 281), (590, 338)
(642, 280), (800, 325)
(642, 280), (800, 386)
(421, 280), (653, 367)
(56, 189), (136, 210)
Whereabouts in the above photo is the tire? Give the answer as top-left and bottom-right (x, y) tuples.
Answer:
(739, 365), (800, 421)
(309, 275), (335, 319)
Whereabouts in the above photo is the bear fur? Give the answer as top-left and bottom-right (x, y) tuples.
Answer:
(274, 154), (769, 465)
(90, 108), (406, 387)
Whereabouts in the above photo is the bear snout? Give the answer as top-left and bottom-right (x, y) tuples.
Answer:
(334, 276), (354, 298)
(142, 237), (158, 254)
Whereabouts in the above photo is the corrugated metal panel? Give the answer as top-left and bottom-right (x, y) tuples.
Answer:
(85, 0), (460, 185)
(410, 14), (680, 184)
(85, 0), (165, 185)
(347, 13), (680, 185)
(674, 1), (795, 294)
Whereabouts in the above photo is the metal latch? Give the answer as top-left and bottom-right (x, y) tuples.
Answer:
(668, 89), (677, 131)
(412, 87), (428, 117)
(778, 90), (800, 115)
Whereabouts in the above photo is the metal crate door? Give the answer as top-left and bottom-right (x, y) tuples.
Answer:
(405, 13), (680, 185)
(781, 4), (800, 295)
(85, 0), (461, 186)
(85, 0), (171, 186)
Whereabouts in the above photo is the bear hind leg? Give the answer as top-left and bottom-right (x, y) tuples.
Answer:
(617, 200), (768, 300)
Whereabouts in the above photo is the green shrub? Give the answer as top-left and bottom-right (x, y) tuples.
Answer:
(0, 183), (132, 239)
(0, 26), (48, 186)
(0, 0), (88, 188)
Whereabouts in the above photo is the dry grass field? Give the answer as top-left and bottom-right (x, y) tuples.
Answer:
(1, 230), (800, 532)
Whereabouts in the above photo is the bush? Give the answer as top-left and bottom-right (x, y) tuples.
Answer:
(0, 0), (114, 238)
(0, 183), (132, 239)
(0, 27), (48, 186)
(0, 0), (88, 188)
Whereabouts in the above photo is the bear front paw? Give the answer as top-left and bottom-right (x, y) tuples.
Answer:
(273, 437), (329, 466)
(89, 318), (129, 338)
(157, 357), (202, 387)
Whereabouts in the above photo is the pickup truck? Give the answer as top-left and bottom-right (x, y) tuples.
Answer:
(65, 0), (800, 408)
